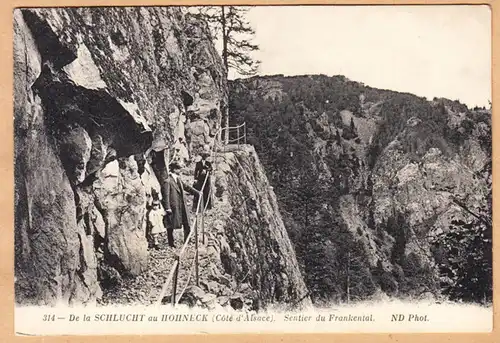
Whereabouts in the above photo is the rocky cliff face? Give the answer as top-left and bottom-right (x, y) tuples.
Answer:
(229, 75), (491, 303)
(191, 146), (310, 310)
(14, 7), (227, 306)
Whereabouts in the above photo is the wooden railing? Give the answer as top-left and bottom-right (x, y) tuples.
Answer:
(155, 122), (246, 307)
(222, 122), (247, 147)
(154, 128), (220, 306)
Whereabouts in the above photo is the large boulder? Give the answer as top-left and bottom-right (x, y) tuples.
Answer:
(93, 157), (148, 276)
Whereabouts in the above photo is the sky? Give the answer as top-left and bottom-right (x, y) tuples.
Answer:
(228, 5), (491, 108)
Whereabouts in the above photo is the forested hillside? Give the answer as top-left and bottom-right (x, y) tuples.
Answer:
(229, 74), (491, 305)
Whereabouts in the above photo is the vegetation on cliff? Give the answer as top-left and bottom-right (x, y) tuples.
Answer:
(229, 74), (491, 304)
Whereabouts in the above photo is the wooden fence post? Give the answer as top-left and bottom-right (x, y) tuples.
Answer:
(195, 207), (200, 287)
(224, 108), (229, 145)
(201, 192), (205, 245)
(171, 256), (180, 306)
(237, 125), (240, 147)
(244, 123), (247, 145)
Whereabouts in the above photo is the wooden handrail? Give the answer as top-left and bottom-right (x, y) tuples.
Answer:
(227, 137), (246, 143)
(175, 250), (197, 305)
(222, 122), (246, 130)
(155, 259), (179, 305)
(222, 122), (247, 146)
(155, 127), (221, 306)
(154, 120), (246, 306)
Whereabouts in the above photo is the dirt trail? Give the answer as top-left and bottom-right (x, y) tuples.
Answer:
(98, 229), (191, 306)
(99, 187), (218, 306)
(99, 148), (240, 306)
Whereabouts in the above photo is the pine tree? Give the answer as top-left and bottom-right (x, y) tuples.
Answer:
(191, 6), (260, 143)
(389, 212), (408, 266)
(338, 240), (376, 303)
(335, 129), (342, 146)
(193, 6), (260, 76)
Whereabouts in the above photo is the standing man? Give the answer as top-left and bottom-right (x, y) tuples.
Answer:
(193, 149), (213, 211)
(163, 162), (199, 248)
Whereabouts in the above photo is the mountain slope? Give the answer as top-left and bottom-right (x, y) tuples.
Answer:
(229, 74), (491, 304)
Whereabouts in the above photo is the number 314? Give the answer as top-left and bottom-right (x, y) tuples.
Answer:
(43, 314), (55, 321)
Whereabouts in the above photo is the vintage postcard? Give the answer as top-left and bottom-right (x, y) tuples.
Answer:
(12, 4), (492, 336)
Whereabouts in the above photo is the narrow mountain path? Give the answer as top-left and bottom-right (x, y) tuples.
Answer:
(98, 230), (187, 306)
(98, 147), (248, 306)
(98, 172), (220, 306)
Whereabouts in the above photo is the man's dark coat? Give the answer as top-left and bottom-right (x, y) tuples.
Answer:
(162, 174), (197, 240)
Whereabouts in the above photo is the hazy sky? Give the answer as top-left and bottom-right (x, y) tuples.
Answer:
(229, 5), (491, 108)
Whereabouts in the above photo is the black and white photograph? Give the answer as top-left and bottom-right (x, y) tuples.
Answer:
(13, 5), (492, 334)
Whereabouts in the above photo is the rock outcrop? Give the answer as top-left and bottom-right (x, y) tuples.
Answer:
(14, 7), (227, 306)
(192, 146), (310, 310)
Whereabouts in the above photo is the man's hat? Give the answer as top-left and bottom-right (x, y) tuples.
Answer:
(200, 144), (211, 158)
(169, 161), (182, 171)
